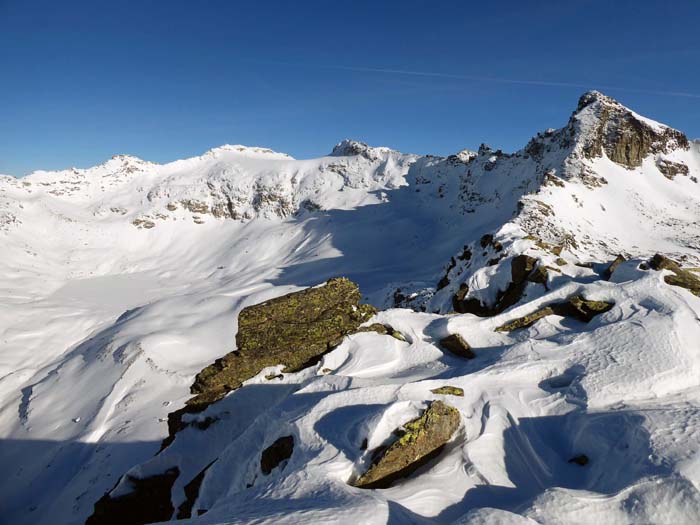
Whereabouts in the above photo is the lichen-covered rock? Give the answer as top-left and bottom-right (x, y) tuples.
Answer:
(86, 467), (180, 525)
(162, 278), (376, 449)
(495, 295), (614, 332)
(495, 306), (554, 332)
(439, 333), (475, 359)
(431, 386), (464, 396)
(352, 401), (460, 489)
(568, 454), (589, 466)
(356, 323), (407, 341)
(650, 254), (700, 296)
(192, 277), (376, 403)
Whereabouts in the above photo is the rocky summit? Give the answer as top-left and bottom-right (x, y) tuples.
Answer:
(3, 91), (700, 525)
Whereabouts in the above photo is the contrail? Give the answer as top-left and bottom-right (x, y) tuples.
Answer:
(252, 60), (700, 99)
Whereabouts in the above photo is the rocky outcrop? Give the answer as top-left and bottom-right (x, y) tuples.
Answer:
(176, 462), (216, 519)
(260, 436), (295, 475)
(650, 254), (700, 296)
(162, 278), (376, 449)
(330, 140), (383, 161)
(576, 91), (689, 169)
(495, 295), (614, 332)
(439, 333), (475, 359)
(86, 467), (180, 525)
(453, 255), (544, 316)
(656, 158), (689, 180)
(191, 278), (376, 403)
(604, 254), (626, 280)
(352, 401), (460, 489)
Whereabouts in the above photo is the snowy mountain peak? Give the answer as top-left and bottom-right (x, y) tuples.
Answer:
(575, 89), (612, 111)
(570, 90), (689, 169)
(330, 139), (397, 160)
(202, 144), (294, 160)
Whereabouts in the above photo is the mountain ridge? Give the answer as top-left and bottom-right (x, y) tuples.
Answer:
(3, 92), (700, 525)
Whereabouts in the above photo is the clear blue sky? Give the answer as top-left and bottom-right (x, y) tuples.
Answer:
(2, 0), (699, 176)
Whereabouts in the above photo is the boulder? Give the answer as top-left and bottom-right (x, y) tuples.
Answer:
(162, 278), (376, 449)
(604, 254), (625, 280)
(439, 334), (475, 359)
(430, 386), (464, 396)
(495, 295), (614, 332)
(650, 254), (700, 296)
(261, 436), (295, 475)
(352, 401), (460, 489)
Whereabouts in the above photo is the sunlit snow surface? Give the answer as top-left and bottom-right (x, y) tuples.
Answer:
(2, 112), (700, 525)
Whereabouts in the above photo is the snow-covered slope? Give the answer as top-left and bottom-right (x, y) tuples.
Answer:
(2, 92), (700, 525)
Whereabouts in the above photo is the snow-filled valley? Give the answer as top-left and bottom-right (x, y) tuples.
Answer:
(2, 91), (700, 525)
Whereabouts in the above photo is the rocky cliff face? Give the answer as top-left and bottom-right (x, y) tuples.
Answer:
(575, 90), (689, 168)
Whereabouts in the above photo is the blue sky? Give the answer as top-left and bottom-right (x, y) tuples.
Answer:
(1, 0), (699, 176)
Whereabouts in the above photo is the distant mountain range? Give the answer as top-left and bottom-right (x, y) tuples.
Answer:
(2, 92), (700, 525)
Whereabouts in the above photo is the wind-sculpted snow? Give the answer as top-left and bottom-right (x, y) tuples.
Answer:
(2, 92), (700, 525)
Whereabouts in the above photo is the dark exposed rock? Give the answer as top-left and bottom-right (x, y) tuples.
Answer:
(568, 454), (589, 466)
(261, 435), (295, 475)
(457, 246), (472, 261)
(495, 295), (614, 332)
(352, 401), (460, 489)
(528, 265), (549, 287)
(477, 143), (492, 155)
(162, 278), (376, 450)
(656, 158), (689, 180)
(86, 467), (180, 525)
(430, 386), (464, 396)
(478, 233), (502, 253)
(604, 254), (626, 280)
(437, 257), (457, 290)
(479, 234), (493, 248)
(453, 254), (544, 317)
(439, 333), (475, 359)
(176, 461), (216, 519)
(650, 254), (700, 296)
